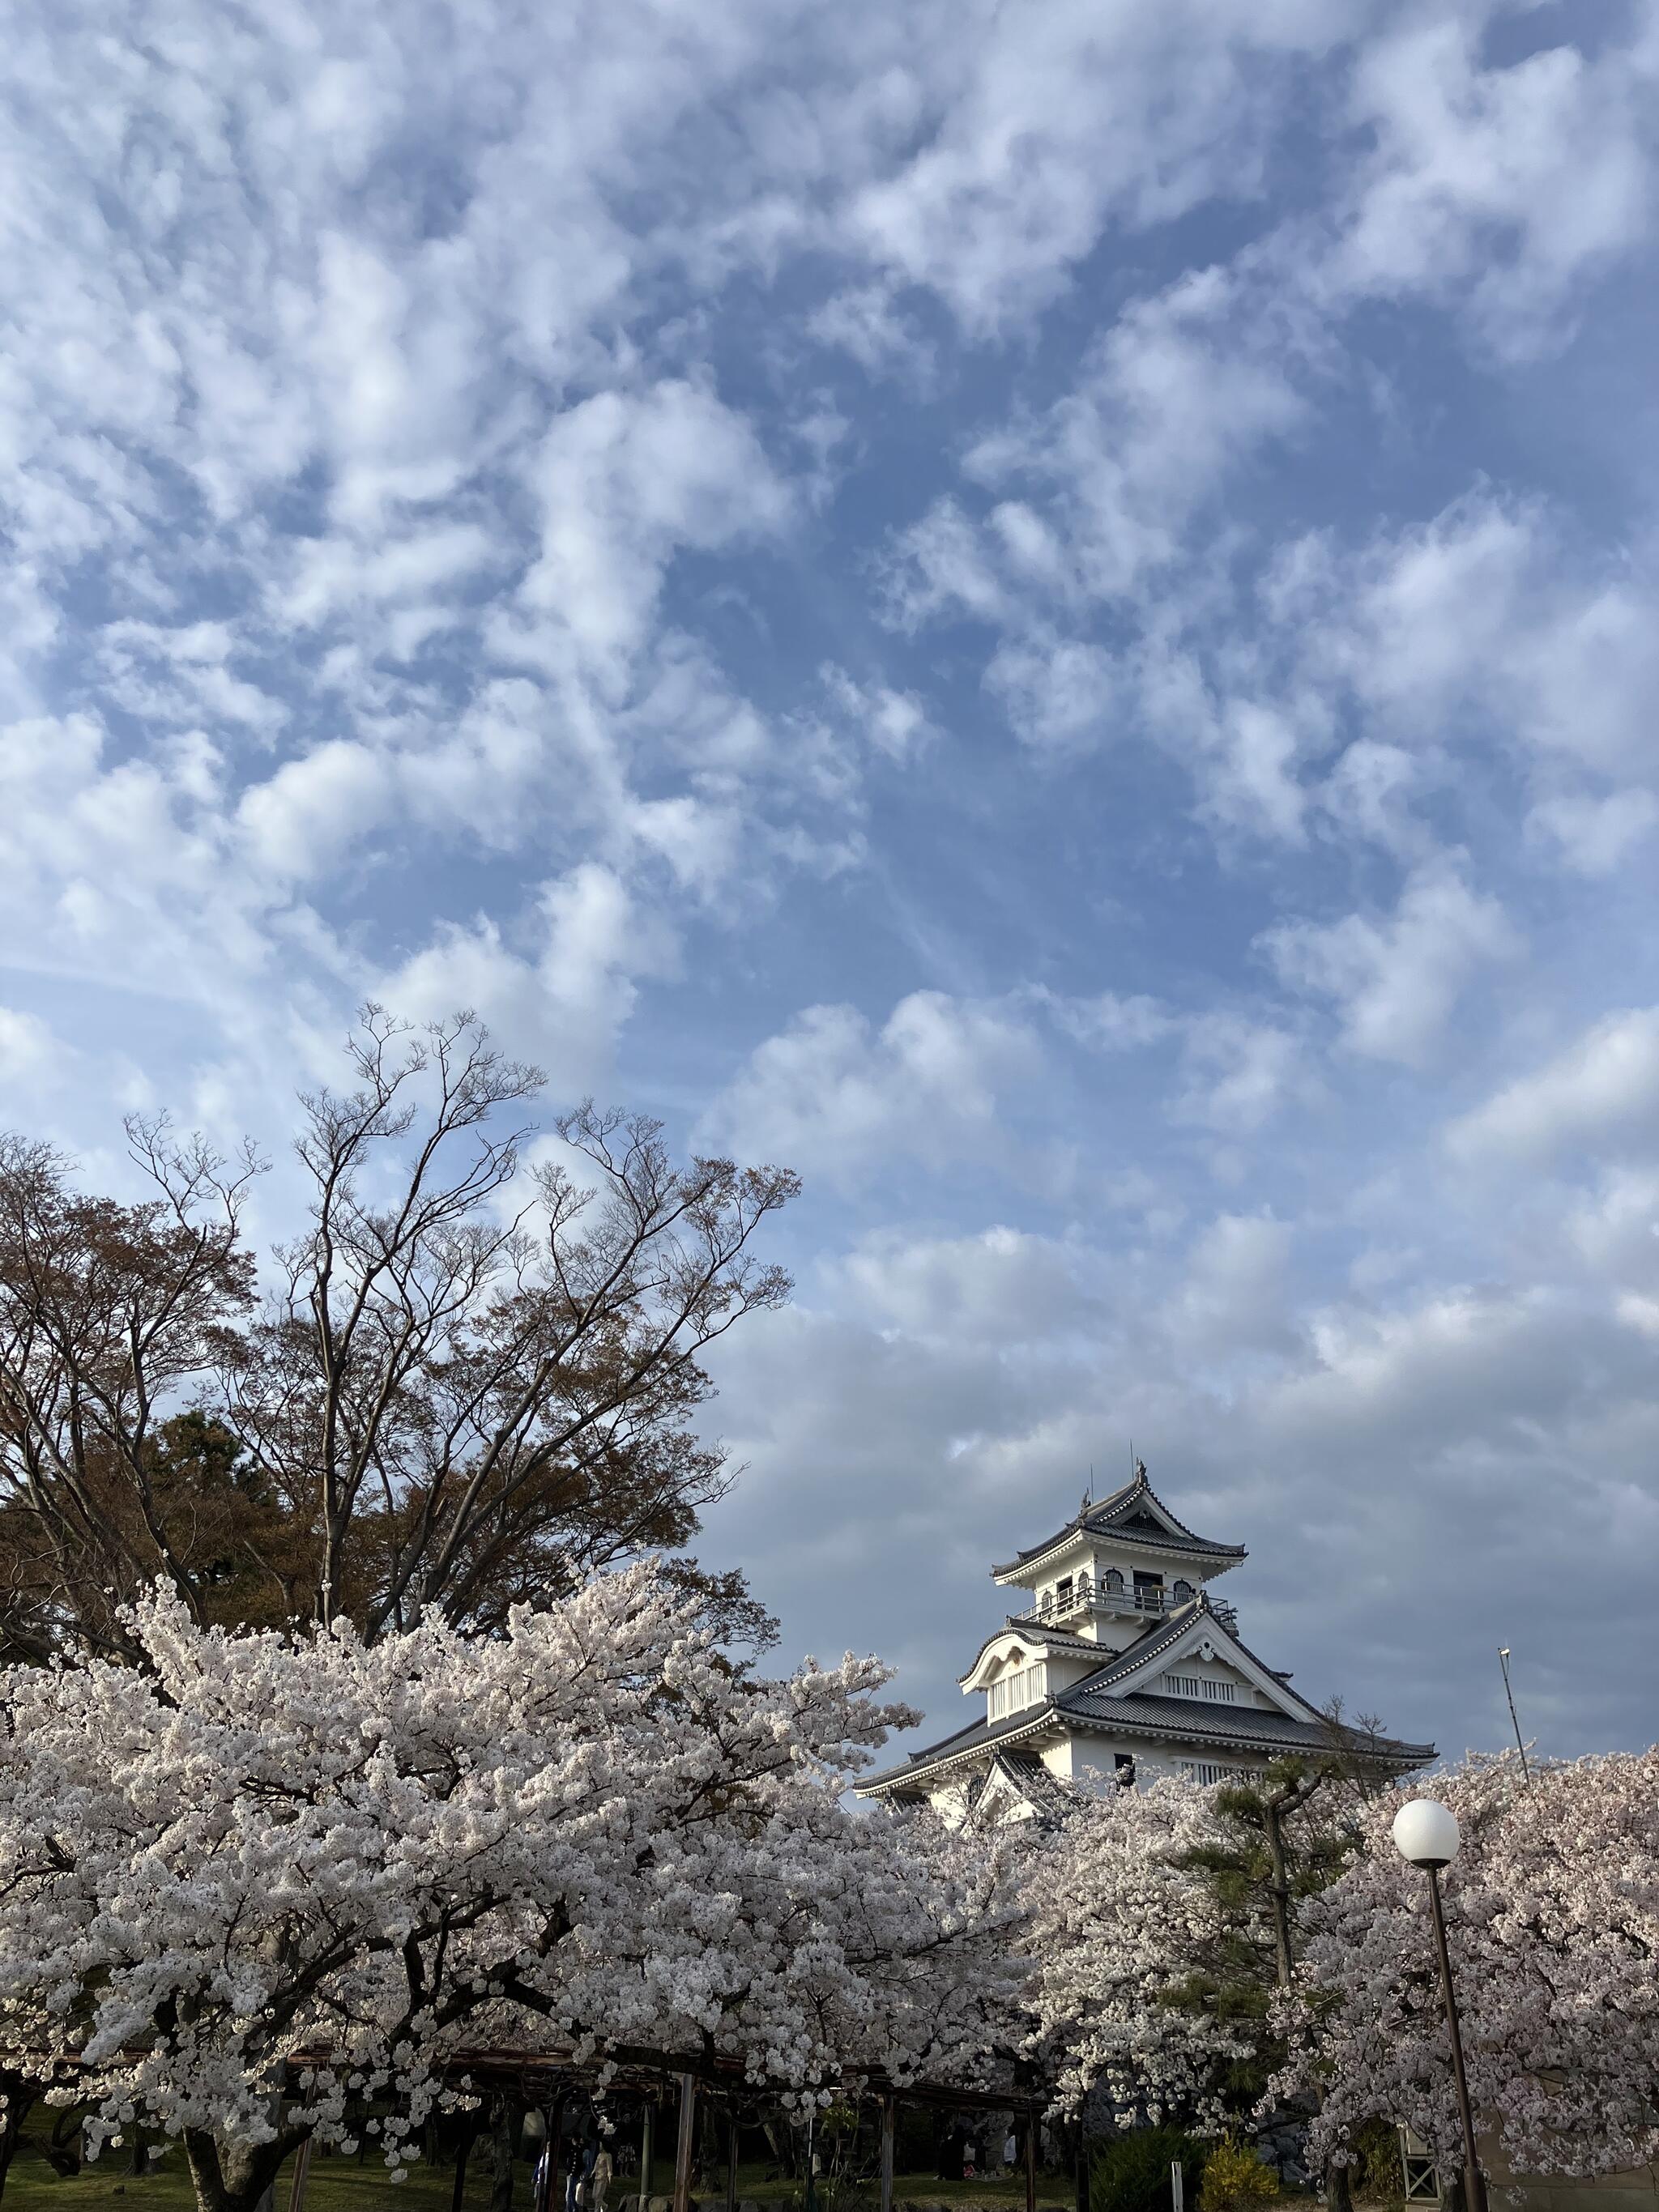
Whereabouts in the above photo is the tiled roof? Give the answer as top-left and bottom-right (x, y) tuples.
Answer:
(999, 1617), (1107, 1652)
(991, 1468), (1246, 1579)
(857, 1599), (1435, 1795)
(1067, 1596), (1332, 1724)
(969, 1750), (1079, 1828)
(959, 1616), (1107, 1675)
(860, 1705), (1064, 1792)
(859, 1686), (1432, 1792)
(1056, 1686), (1434, 1767)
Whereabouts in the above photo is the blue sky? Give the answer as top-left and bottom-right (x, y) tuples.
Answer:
(4, 0), (1658, 1762)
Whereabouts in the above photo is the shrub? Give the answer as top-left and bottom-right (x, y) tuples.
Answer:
(1091, 2127), (1210, 2212)
(1197, 2139), (1279, 2212)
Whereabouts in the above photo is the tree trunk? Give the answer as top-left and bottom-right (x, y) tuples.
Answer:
(184, 2128), (299, 2212)
(490, 2095), (518, 2212)
(0, 2114), (26, 2206)
(761, 2117), (795, 2180)
(0, 2078), (36, 2205)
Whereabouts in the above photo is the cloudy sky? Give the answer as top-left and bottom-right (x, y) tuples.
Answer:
(5, 0), (1658, 1763)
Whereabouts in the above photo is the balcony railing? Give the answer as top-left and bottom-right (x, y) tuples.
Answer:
(1031, 1577), (1235, 1634)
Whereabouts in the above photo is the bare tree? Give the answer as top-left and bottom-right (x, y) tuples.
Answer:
(0, 1127), (261, 1659)
(0, 1008), (799, 1653)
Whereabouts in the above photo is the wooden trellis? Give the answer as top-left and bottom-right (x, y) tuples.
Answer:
(411, 2044), (1044, 2212)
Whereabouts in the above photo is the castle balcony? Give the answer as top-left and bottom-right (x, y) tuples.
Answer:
(1033, 1575), (1237, 1635)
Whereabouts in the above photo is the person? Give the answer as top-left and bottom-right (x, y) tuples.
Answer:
(590, 2143), (614, 2212)
(963, 2137), (979, 2180)
(1003, 2131), (1018, 2177)
(569, 2133), (597, 2212)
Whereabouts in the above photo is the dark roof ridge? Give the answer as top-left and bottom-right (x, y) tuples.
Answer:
(955, 1615), (1105, 1685)
(1056, 1690), (1435, 1766)
(991, 1467), (1246, 1579)
(1064, 1599), (1201, 1693)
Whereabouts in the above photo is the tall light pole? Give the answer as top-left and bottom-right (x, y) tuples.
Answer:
(1392, 1801), (1486, 2212)
(1497, 1648), (1531, 1784)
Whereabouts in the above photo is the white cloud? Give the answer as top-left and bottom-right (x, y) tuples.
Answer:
(819, 664), (937, 764)
(987, 633), (1121, 752)
(237, 740), (397, 884)
(1174, 1014), (1307, 1135)
(516, 381), (791, 684)
(1526, 789), (1659, 877)
(946, 264), (1311, 612)
(0, 1008), (74, 1102)
(837, 1225), (1095, 1348)
(1264, 859), (1517, 1067)
(1448, 1010), (1659, 1164)
(1332, 16), (1656, 356)
(1049, 991), (1305, 1136)
(1161, 1210), (1295, 1355)
(839, 0), (1338, 332)
(1051, 992), (1176, 1053)
(381, 862), (663, 1085)
(703, 990), (1042, 1183)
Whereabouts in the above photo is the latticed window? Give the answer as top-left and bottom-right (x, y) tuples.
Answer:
(988, 1661), (1047, 1721)
(1165, 1672), (1238, 1702)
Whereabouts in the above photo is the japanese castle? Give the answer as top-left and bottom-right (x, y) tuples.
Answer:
(858, 1462), (1434, 1821)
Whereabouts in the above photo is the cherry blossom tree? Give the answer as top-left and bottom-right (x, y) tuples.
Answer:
(1271, 1750), (1659, 2184)
(1021, 1779), (1254, 2126)
(0, 1567), (1024, 2212)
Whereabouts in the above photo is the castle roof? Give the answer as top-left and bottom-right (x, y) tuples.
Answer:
(991, 1462), (1247, 1583)
(955, 1617), (1105, 1686)
(859, 1592), (1434, 1798)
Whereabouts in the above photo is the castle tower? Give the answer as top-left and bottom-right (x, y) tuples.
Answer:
(857, 1462), (1433, 1822)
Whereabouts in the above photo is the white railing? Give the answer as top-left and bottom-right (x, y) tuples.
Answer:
(1032, 1577), (1233, 1629)
(1036, 1577), (1193, 1622)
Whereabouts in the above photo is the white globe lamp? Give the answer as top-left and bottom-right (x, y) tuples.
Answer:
(1391, 1795), (1484, 2212)
(1392, 1797), (1461, 1869)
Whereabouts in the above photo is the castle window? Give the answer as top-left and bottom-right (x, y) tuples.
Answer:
(1172, 1578), (1195, 1604)
(1165, 1673), (1238, 1703)
(1181, 1760), (1230, 1786)
(1102, 1566), (1125, 1594)
(988, 1661), (1048, 1722)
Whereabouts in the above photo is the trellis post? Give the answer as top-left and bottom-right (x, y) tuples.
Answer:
(673, 2075), (697, 2212)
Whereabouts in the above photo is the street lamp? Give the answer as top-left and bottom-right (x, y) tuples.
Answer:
(1391, 1801), (1486, 2212)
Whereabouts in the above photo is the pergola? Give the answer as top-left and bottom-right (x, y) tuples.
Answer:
(421, 2044), (1048, 2212)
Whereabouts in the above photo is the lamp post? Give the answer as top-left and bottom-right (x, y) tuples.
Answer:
(1391, 1801), (1486, 2212)
(1497, 1648), (1531, 1785)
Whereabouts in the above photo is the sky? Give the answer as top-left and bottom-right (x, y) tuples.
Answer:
(3, 0), (1658, 1766)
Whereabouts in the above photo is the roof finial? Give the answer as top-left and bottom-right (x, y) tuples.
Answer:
(1134, 1455), (1147, 1484)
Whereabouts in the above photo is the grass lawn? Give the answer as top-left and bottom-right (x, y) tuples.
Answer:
(0, 2144), (1079, 2211)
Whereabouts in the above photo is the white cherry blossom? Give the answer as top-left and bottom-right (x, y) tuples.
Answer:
(1271, 1750), (1659, 2182)
(0, 1568), (1022, 2212)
